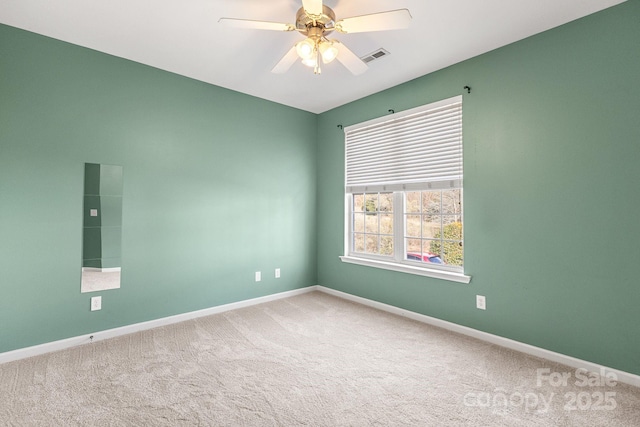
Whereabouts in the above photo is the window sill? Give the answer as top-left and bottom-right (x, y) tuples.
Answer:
(339, 256), (472, 284)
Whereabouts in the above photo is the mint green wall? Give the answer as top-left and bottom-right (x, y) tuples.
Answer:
(0, 24), (317, 353)
(317, 2), (640, 375)
(1, 2), (638, 377)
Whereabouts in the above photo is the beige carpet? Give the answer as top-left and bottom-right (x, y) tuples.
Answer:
(1, 291), (639, 426)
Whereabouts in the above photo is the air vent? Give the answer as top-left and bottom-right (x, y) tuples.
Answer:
(360, 48), (390, 64)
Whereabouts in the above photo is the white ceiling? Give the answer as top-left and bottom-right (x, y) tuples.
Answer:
(0, 0), (626, 113)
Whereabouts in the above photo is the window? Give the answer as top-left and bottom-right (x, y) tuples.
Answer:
(341, 96), (470, 283)
(404, 189), (463, 268)
(351, 192), (394, 256)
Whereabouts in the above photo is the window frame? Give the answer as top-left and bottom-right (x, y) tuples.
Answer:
(340, 96), (471, 284)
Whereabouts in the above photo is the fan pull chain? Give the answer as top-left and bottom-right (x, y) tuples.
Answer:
(314, 45), (322, 74)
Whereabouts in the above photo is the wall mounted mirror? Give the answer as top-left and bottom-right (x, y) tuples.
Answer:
(81, 163), (123, 293)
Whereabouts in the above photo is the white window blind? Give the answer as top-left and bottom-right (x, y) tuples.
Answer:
(345, 96), (462, 193)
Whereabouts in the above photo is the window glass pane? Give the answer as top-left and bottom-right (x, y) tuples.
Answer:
(353, 194), (364, 212)
(443, 241), (463, 267)
(353, 213), (365, 233)
(422, 240), (444, 264)
(424, 238), (442, 259)
(354, 233), (365, 252)
(441, 217), (463, 240)
(351, 192), (394, 259)
(422, 191), (441, 214)
(406, 192), (420, 213)
(404, 189), (462, 266)
(365, 213), (379, 233)
(365, 194), (378, 214)
(406, 238), (421, 255)
(380, 236), (393, 256)
(365, 235), (378, 254)
(442, 189), (462, 215)
(406, 252), (421, 261)
(405, 215), (421, 238)
(379, 193), (393, 212)
(380, 214), (393, 234)
(422, 215), (440, 239)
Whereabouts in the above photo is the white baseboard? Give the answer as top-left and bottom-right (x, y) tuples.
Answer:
(3, 284), (639, 389)
(315, 286), (640, 389)
(0, 286), (317, 365)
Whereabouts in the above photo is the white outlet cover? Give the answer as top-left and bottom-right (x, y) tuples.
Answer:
(255, 271), (261, 282)
(91, 296), (102, 311)
(275, 268), (281, 278)
(476, 295), (486, 310)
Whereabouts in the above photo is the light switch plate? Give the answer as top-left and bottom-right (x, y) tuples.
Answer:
(255, 271), (261, 282)
(275, 268), (281, 278)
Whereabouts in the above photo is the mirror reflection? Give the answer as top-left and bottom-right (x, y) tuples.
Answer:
(81, 163), (123, 293)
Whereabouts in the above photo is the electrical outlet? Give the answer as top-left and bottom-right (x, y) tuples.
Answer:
(255, 271), (261, 282)
(91, 296), (102, 311)
(476, 295), (486, 310)
(275, 268), (281, 279)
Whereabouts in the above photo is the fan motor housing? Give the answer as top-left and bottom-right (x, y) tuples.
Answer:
(296, 6), (336, 36)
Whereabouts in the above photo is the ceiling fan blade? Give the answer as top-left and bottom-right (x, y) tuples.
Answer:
(334, 41), (368, 76)
(218, 18), (294, 32)
(302, 0), (324, 16)
(335, 9), (412, 34)
(271, 46), (299, 74)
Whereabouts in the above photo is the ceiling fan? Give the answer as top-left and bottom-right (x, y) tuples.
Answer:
(219, 0), (412, 75)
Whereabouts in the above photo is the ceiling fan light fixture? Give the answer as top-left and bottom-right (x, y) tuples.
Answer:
(319, 40), (338, 64)
(296, 38), (316, 60)
(223, 1), (410, 76)
(301, 56), (317, 67)
(302, 53), (322, 75)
